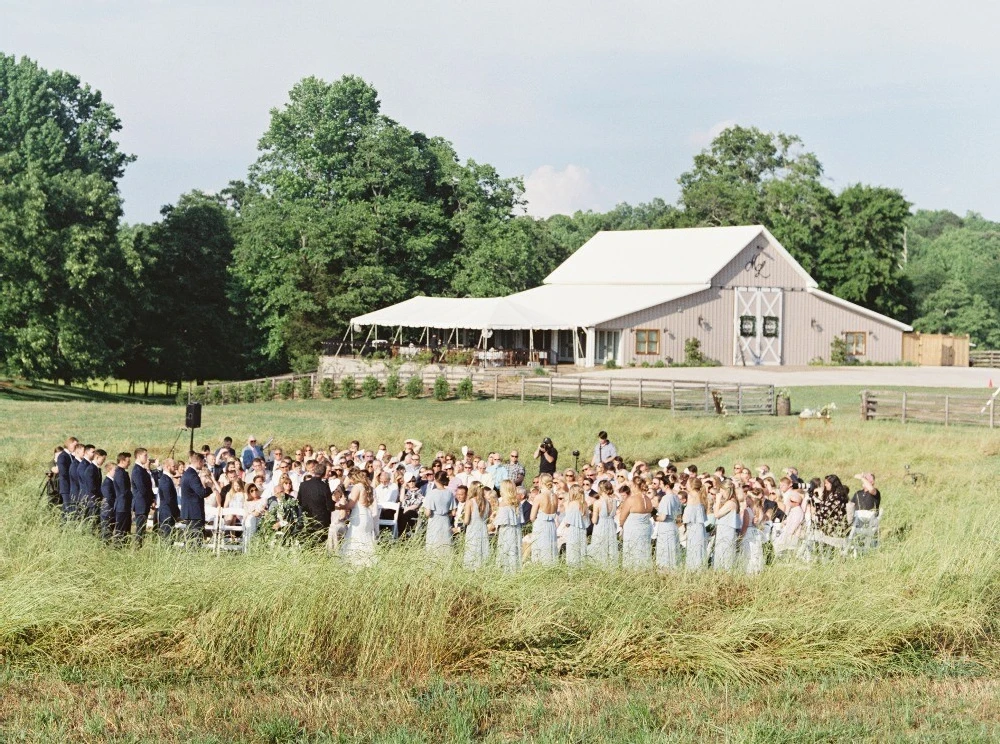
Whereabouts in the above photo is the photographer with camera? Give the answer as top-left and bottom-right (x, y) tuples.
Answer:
(533, 437), (558, 476)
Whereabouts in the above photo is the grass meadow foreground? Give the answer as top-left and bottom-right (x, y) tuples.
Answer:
(0, 398), (998, 742)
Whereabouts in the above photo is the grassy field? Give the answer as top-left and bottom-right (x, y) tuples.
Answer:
(0, 397), (998, 742)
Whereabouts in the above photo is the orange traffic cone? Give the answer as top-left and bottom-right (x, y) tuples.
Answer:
(989, 378), (995, 389)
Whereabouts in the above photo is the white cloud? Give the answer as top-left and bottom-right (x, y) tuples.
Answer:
(523, 164), (604, 218)
(688, 120), (738, 149)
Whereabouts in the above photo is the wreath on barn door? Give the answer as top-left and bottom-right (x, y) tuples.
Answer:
(739, 315), (756, 337)
(762, 315), (780, 338)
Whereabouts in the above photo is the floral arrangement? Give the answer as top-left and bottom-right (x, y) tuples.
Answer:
(800, 402), (838, 419)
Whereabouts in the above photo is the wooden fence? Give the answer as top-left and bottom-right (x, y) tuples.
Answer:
(970, 350), (1000, 368)
(861, 389), (998, 428)
(901, 332), (970, 366)
(199, 371), (776, 416)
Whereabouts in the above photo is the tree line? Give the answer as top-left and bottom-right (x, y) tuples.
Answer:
(1, 53), (997, 386)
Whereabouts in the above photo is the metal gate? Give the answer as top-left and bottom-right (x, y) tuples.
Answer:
(733, 287), (783, 365)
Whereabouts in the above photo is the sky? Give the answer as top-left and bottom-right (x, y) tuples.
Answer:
(3, 0), (999, 224)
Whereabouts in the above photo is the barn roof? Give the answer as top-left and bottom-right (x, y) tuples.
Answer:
(543, 225), (817, 288)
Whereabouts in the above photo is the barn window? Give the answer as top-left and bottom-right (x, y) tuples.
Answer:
(635, 329), (659, 355)
(739, 315), (756, 337)
(844, 331), (867, 356)
(762, 315), (780, 338)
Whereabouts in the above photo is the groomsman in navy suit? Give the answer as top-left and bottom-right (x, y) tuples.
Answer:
(130, 448), (158, 546)
(157, 458), (180, 538)
(81, 446), (105, 521)
(68, 442), (85, 516)
(56, 437), (76, 516)
(181, 452), (213, 534)
(112, 452), (133, 544)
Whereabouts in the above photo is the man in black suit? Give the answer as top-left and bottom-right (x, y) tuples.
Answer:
(99, 461), (117, 542)
(56, 437), (77, 517)
(130, 447), (158, 546)
(157, 458), (180, 538)
(297, 461), (333, 544)
(180, 452), (213, 535)
(112, 452), (132, 545)
(81, 446), (104, 523)
(69, 442), (86, 517)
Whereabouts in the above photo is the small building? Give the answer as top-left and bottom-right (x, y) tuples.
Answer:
(349, 225), (912, 367)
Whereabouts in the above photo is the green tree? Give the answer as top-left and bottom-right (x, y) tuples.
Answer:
(0, 54), (133, 382)
(913, 280), (1000, 347)
(232, 75), (524, 369)
(818, 185), (911, 317)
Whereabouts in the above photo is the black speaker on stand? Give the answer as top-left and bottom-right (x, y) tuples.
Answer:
(185, 402), (202, 455)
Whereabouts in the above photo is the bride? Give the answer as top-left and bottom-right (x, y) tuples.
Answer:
(340, 468), (378, 567)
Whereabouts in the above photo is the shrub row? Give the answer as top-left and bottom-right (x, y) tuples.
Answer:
(177, 375), (479, 404)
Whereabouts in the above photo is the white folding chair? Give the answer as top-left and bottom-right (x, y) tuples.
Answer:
(215, 507), (246, 554)
(377, 502), (400, 539)
(847, 509), (881, 556)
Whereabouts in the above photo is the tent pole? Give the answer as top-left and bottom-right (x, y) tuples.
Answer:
(334, 325), (351, 356)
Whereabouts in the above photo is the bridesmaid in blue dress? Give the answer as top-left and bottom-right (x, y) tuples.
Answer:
(561, 485), (589, 566)
(463, 482), (491, 569)
(424, 471), (456, 557)
(494, 480), (522, 573)
(655, 484), (683, 570)
(712, 482), (741, 571)
(683, 479), (708, 571)
(588, 480), (619, 568)
(619, 484), (653, 570)
(530, 485), (559, 565)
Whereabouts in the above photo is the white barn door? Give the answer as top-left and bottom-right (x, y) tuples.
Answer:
(733, 287), (783, 365)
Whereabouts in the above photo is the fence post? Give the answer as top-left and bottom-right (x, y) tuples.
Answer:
(578, 377), (582, 406)
(520, 375), (525, 403)
(704, 382), (710, 413)
(638, 379), (643, 409)
(494, 375), (498, 402)
(310, 374), (316, 399)
(608, 378), (613, 407)
(944, 395), (949, 426)
(860, 390), (868, 420)
(548, 376), (553, 404)
(901, 391), (907, 424)
(670, 381), (676, 415)
(737, 383), (743, 415)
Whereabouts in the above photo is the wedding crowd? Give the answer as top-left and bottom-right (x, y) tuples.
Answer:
(48, 430), (883, 571)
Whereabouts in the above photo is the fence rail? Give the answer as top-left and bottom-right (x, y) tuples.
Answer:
(861, 389), (997, 428)
(970, 350), (1000, 368)
(195, 371), (775, 416)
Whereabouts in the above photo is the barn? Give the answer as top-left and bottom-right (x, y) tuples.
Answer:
(349, 225), (912, 367)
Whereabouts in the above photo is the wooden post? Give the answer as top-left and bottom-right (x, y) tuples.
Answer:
(704, 382), (710, 413)
(638, 379), (643, 409)
(310, 373), (316, 399)
(493, 375), (498, 401)
(607, 378), (612, 407)
(901, 391), (907, 424)
(577, 377), (582, 406)
(860, 390), (868, 421)
(944, 395), (950, 426)
(737, 383), (743, 415)
(670, 380), (676, 415)
(548, 376), (553, 404)
(520, 375), (525, 403)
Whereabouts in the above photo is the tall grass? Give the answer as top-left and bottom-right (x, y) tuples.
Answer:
(0, 399), (997, 687)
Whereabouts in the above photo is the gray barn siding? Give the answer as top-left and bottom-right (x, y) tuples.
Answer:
(713, 234), (811, 290)
(783, 292), (903, 364)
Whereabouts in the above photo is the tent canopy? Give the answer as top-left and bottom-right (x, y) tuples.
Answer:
(350, 284), (709, 331)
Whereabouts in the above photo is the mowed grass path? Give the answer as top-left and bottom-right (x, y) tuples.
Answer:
(0, 397), (998, 742)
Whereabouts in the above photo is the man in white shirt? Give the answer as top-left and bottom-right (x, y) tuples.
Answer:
(592, 431), (618, 467)
(374, 470), (399, 505)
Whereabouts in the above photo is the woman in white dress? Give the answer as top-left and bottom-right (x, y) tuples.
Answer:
(741, 487), (765, 575)
(712, 481), (741, 572)
(463, 482), (491, 569)
(618, 483), (653, 570)
(588, 480), (619, 568)
(654, 483), (683, 570)
(424, 471), (457, 557)
(561, 485), (589, 567)
(494, 480), (522, 573)
(530, 483), (559, 565)
(340, 469), (378, 567)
